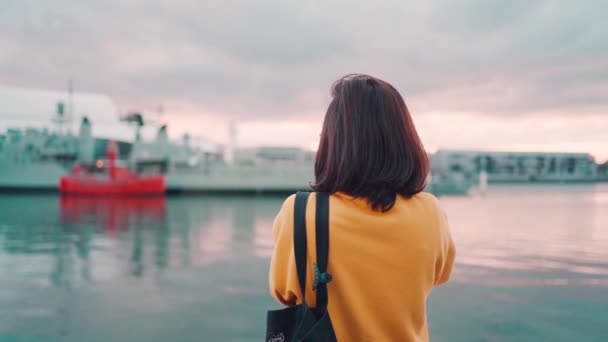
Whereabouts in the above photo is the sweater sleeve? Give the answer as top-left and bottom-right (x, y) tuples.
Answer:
(268, 194), (302, 306)
(434, 202), (456, 286)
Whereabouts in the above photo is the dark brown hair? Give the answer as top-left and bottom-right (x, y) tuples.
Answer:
(312, 74), (429, 211)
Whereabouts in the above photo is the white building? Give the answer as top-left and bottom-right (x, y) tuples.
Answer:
(431, 150), (598, 182)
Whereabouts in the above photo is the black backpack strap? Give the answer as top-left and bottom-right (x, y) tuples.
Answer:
(314, 192), (331, 309)
(293, 191), (310, 302)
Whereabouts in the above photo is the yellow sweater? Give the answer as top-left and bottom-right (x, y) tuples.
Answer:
(269, 192), (455, 341)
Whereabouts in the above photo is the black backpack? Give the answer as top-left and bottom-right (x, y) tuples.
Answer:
(266, 192), (337, 342)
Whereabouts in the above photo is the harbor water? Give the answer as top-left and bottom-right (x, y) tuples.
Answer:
(0, 185), (607, 341)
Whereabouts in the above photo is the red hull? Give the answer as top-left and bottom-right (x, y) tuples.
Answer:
(60, 175), (166, 196)
(61, 140), (165, 196)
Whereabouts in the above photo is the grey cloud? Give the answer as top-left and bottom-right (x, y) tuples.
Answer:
(435, 0), (545, 34)
(180, 1), (352, 66)
(0, 0), (607, 120)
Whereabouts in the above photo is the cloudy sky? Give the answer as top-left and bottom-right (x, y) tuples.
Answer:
(1, 0), (607, 160)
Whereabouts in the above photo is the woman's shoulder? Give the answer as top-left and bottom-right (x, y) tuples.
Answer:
(395, 191), (446, 221)
(280, 193), (298, 210)
(276, 193), (299, 220)
(278, 191), (442, 216)
(410, 192), (449, 226)
(272, 194), (297, 240)
(405, 191), (441, 209)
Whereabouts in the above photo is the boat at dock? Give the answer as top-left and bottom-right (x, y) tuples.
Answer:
(0, 102), (474, 196)
(60, 140), (165, 196)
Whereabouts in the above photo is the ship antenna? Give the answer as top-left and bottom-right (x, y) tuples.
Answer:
(68, 78), (74, 134)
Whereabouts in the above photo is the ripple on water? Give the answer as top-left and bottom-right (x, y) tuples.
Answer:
(0, 187), (607, 341)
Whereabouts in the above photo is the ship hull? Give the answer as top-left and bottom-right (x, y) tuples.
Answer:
(0, 161), (66, 192)
(0, 163), (473, 196)
(60, 175), (165, 196)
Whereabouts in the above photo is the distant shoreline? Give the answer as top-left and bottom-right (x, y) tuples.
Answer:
(488, 180), (607, 185)
(0, 181), (606, 197)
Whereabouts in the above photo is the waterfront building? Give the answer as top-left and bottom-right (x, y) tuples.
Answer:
(430, 150), (598, 182)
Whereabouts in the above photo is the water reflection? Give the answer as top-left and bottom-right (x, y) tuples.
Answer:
(59, 196), (166, 233)
(1, 188), (607, 289)
(61, 196), (168, 279)
(444, 184), (608, 288)
(0, 187), (607, 341)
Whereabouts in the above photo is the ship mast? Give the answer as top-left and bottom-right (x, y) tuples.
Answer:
(54, 79), (74, 135)
(225, 118), (237, 166)
(68, 79), (74, 132)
